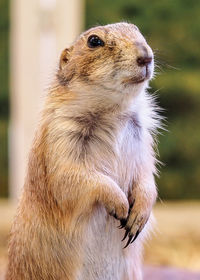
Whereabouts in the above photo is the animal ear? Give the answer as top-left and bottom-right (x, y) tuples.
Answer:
(59, 47), (73, 70)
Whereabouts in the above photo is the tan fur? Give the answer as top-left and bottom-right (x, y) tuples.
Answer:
(6, 23), (160, 280)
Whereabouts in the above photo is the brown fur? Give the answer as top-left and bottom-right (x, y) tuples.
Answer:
(6, 22), (159, 280)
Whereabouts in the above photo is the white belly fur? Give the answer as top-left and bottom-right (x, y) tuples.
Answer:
(78, 205), (153, 280)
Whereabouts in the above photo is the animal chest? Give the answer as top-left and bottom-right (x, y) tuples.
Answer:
(116, 118), (143, 194)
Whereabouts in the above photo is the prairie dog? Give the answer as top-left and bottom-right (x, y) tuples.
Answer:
(6, 22), (160, 280)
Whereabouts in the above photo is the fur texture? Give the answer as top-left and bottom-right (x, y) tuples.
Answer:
(6, 22), (161, 280)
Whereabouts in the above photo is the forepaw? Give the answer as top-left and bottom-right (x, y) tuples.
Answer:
(105, 191), (129, 221)
(119, 200), (150, 248)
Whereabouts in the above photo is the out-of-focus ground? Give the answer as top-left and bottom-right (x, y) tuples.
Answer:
(0, 200), (200, 279)
(144, 201), (200, 270)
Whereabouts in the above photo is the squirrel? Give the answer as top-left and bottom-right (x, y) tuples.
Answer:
(6, 22), (161, 280)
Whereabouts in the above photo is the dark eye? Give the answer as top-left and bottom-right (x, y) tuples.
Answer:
(87, 35), (105, 48)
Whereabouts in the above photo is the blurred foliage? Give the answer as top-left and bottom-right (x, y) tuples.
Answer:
(0, 0), (9, 197)
(0, 120), (8, 197)
(0, 0), (9, 116)
(86, 0), (200, 68)
(86, 0), (200, 199)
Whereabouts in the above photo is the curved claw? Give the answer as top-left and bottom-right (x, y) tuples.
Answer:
(119, 218), (127, 229)
(123, 234), (133, 249)
(118, 200), (135, 229)
(121, 229), (129, 241)
(130, 230), (140, 244)
(113, 213), (119, 220)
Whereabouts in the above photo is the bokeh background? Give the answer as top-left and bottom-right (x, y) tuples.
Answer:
(0, 0), (200, 278)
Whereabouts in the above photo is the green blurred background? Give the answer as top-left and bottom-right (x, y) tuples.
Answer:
(0, 0), (200, 199)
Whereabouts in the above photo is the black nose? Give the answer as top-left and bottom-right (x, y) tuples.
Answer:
(137, 56), (152, 67)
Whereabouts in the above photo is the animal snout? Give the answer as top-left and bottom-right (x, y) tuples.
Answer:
(137, 56), (152, 67)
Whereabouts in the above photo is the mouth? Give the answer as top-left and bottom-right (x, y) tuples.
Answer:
(130, 77), (146, 84)
(123, 66), (151, 85)
(122, 76), (147, 86)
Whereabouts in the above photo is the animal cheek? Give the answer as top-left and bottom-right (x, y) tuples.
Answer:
(57, 64), (76, 86)
(78, 64), (96, 83)
(93, 65), (113, 81)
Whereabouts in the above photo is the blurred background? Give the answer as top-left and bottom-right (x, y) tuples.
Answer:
(0, 0), (200, 278)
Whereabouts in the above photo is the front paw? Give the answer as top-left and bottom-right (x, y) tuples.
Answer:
(119, 200), (151, 248)
(105, 191), (129, 221)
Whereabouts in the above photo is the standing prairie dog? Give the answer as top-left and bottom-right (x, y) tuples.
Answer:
(6, 22), (161, 280)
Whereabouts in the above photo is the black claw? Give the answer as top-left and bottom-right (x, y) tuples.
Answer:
(123, 234), (133, 249)
(119, 218), (127, 229)
(113, 213), (118, 219)
(131, 230), (140, 244)
(121, 229), (129, 241)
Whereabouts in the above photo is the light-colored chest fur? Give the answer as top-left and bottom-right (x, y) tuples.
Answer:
(47, 92), (154, 195)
